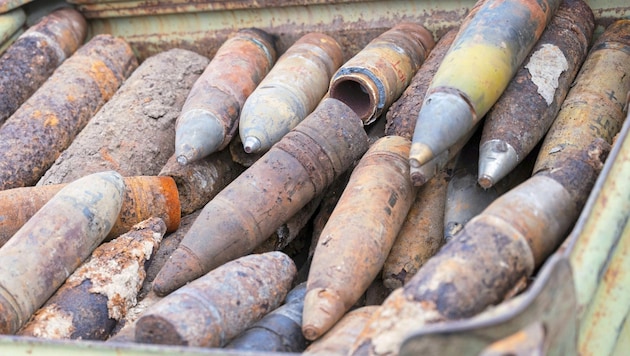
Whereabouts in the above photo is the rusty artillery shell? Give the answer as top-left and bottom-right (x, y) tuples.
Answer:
(382, 164), (452, 291)
(385, 28), (457, 140)
(152, 98), (369, 296)
(17, 217), (166, 340)
(534, 19), (630, 203)
(135, 251), (297, 347)
(239, 32), (343, 154)
(0, 171), (125, 334)
(0, 34), (138, 191)
(0, 175), (181, 248)
(478, 0), (595, 189)
(0, 7), (86, 125)
(329, 23), (435, 125)
(329, 22), (435, 125)
(38, 48), (209, 186)
(303, 135), (416, 341)
(444, 130), (534, 242)
(304, 306), (379, 356)
(175, 28), (276, 164)
(409, 0), (562, 168)
(225, 282), (307, 352)
(158, 150), (244, 215)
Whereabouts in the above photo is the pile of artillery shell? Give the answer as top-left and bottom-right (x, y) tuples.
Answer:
(0, 2), (628, 356)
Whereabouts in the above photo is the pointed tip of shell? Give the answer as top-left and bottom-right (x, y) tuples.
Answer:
(243, 136), (262, 154)
(478, 140), (518, 189)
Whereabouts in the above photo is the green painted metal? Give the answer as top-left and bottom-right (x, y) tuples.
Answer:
(0, 6), (24, 46)
(568, 106), (630, 356)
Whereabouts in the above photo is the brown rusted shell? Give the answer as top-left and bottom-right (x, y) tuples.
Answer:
(329, 22), (435, 124)
(0, 34), (138, 190)
(38, 48), (208, 185)
(0, 7), (87, 124)
(382, 166), (451, 290)
(303, 135), (415, 340)
(350, 213), (536, 356)
(135, 252), (297, 347)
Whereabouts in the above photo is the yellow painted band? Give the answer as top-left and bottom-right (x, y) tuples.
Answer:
(430, 42), (515, 118)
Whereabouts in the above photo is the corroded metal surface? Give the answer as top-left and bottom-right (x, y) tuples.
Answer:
(399, 255), (577, 356)
(0, 171), (124, 335)
(382, 162), (451, 290)
(151, 98), (369, 297)
(0, 34), (137, 190)
(0, 7), (86, 125)
(135, 252), (296, 347)
(385, 28), (457, 140)
(566, 78), (630, 356)
(533, 20), (630, 209)
(329, 22), (434, 124)
(239, 32), (343, 153)
(303, 136), (415, 340)
(85, 1), (470, 62)
(409, 0), (562, 168)
(159, 150), (244, 215)
(478, 0), (595, 189)
(0, 176), (181, 247)
(225, 283), (307, 352)
(38, 48), (208, 185)
(69, 0), (378, 18)
(17, 217), (165, 340)
(175, 28), (276, 163)
(304, 306), (379, 356)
